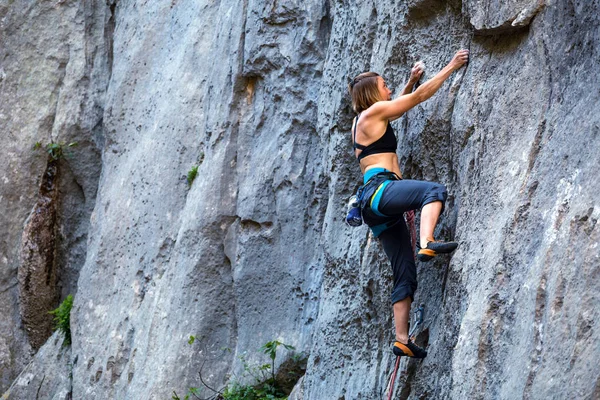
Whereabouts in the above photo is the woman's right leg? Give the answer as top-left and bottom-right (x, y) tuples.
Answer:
(420, 201), (442, 248)
(376, 179), (447, 217)
(376, 179), (456, 253)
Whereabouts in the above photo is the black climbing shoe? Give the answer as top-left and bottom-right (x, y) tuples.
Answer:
(417, 237), (458, 262)
(393, 340), (427, 358)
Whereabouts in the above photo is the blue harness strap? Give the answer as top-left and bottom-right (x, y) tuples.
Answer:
(370, 180), (391, 216)
(361, 168), (400, 237)
(363, 167), (390, 183)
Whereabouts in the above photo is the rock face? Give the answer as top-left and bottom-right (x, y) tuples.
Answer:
(3, 332), (72, 400)
(18, 157), (60, 351)
(0, 0), (110, 390)
(464, 0), (546, 33)
(2, 0), (599, 399)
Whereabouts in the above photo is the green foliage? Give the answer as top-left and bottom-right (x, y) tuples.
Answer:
(221, 382), (287, 400)
(220, 341), (295, 400)
(33, 141), (78, 160)
(49, 294), (73, 346)
(175, 338), (299, 400)
(187, 165), (199, 186)
(260, 341), (295, 385)
(261, 341), (295, 361)
(171, 387), (200, 400)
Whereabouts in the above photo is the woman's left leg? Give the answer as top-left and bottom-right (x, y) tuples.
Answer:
(393, 298), (411, 343)
(378, 220), (427, 357)
(377, 218), (426, 357)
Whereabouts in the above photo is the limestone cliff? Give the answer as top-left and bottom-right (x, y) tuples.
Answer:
(1, 0), (599, 399)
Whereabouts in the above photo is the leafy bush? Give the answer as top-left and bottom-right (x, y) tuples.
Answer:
(49, 294), (73, 346)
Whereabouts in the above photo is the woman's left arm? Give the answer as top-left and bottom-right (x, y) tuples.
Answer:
(399, 61), (424, 96)
(389, 62), (424, 120)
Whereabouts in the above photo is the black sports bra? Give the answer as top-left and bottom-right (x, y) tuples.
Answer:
(352, 113), (397, 161)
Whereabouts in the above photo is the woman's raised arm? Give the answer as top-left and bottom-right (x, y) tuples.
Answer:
(370, 49), (469, 121)
(399, 61), (425, 96)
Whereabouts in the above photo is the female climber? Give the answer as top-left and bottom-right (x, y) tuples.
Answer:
(348, 49), (469, 358)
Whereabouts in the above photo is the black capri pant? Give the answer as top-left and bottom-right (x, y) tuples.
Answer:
(363, 179), (447, 304)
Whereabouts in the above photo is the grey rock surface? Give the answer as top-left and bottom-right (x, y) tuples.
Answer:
(288, 375), (305, 400)
(464, 0), (546, 33)
(18, 158), (61, 351)
(2, 0), (599, 399)
(0, 0), (110, 390)
(3, 332), (71, 400)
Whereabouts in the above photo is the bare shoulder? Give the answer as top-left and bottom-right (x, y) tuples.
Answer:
(362, 103), (392, 125)
(357, 106), (389, 139)
(364, 101), (396, 120)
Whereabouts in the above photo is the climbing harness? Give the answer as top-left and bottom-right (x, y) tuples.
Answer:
(345, 171), (417, 255)
(385, 305), (425, 400)
(344, 171), (399, 228)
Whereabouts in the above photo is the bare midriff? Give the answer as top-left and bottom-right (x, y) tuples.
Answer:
(357, 152), (403, 179)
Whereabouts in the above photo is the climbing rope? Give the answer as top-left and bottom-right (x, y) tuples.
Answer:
(386, 356), (402, 400)
(405, 210), (417, 259)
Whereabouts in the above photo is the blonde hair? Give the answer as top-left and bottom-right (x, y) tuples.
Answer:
(348, 72), (381, 113)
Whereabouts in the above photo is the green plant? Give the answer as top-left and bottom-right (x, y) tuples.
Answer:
(175, 338), (299, 400)
(49, 294), (73, 346)
(221, 381), (287, 400)
(187, 165), (199, 186)
(171, 387), (201, 400)
(260, 340), (295, 385)
(219, 341), (295, 400)
(33, 141), (78, 160)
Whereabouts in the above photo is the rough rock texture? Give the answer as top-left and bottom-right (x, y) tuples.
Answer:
(465, 0), (546, 33)
(2, 0), (600, 399)
(3, 332), (71, 400)
(0, 0), (110, 390)
(18, 157), (61, 350)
